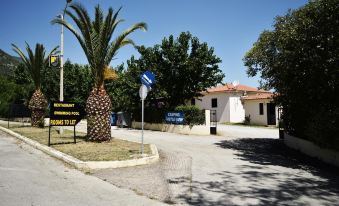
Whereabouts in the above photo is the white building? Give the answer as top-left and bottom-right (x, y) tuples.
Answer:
(191, 83), (278, 126)
(241, 93), (279, 126)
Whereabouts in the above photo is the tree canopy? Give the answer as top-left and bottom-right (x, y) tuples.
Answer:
(243, 0), (339, 150)
(112, 31), (224, 110)
(12, 43), (58, 90)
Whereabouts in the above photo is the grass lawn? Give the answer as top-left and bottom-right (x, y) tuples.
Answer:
(0, 123), (150, 161)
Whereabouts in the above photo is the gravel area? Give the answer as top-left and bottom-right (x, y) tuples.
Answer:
(93, 150), (193, 204)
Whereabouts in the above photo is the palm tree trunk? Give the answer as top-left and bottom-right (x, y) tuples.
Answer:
(86, 86), (112, 141)
(29, 89), (47, 127)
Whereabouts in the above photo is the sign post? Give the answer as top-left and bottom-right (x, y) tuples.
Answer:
(48, 102), (83, 146)
(49, 55), (60, 67)
(139, 84), (148, 154)
(139, 70), (155, 155)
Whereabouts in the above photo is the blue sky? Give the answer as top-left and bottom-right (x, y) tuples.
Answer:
(0, 0), (308, 87)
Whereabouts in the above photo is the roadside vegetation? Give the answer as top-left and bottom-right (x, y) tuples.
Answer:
(12, 43), (58, 127)
(0, 123), (150, 161)
(51, 2), (147, 141)
(244, 0), (338, 150)
(0, 19), (224, 129)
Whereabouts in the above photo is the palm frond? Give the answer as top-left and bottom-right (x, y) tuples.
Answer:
(51, 17), (93, 65)
(51, 1), (147, 87)
(11, 43), (58, 90)
(44, 46), (60, 66)
(11, 43), (30, 68)
(105, 22), (147, 65)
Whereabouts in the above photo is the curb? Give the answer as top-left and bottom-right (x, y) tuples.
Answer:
(0, 126), (159, 171)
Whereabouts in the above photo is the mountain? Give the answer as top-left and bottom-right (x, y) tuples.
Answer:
(0, 49), (21, 78)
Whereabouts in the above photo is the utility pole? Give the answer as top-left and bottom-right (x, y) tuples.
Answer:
(60, 14), (64, 104)
(58, 0), (71, 134)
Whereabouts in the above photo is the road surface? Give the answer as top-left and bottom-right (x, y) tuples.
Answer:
(0, 129), (166, 206)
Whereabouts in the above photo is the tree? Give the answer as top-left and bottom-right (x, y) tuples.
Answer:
(52, 2), (147, 141)
(15, 59), (94, 112)
(243, 0), (339, 150)
(105, 63), (137, 112)
(121, 32), (224, 110)
(13, 63), (34, 103)
(0, 76), (22, 117)
(12, 43), (58, 127)
(63, 61), (93, 110)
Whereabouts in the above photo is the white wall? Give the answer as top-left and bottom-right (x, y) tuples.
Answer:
(243, 99), (268, 125)
(194, 92), (245, 123)
(243, 99), (278, 126)
(229, 97), (245, 123)
(285, 133), (339, 168)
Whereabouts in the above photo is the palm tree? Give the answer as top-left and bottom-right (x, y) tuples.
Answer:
(52, 2), (147, 141)
(12, 43), (58, 127)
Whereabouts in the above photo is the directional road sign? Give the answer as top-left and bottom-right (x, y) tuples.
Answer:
(140, 71), (155, 88)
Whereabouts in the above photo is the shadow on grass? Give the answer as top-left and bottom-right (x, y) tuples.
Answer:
(49, 135), (88, 145)
(50, 141), (76, 146)
(177, 138), (339, 206)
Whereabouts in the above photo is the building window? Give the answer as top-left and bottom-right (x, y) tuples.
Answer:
(259, 103), (264, 115)
(211, 98), (218, 108)
(191, 98), (195, 105)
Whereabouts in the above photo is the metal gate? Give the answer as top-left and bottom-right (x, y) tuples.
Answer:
(210, 110), (217, 135)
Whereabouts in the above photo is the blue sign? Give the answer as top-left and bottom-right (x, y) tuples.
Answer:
(140, 71), (155, 88)
(165, 112), (184, 124)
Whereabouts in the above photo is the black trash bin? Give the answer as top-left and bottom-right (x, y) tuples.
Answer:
(111, 112), (117, 126)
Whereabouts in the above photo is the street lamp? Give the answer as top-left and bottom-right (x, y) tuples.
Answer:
(58, 0), (72, 134)
(60, 0), (72, 103)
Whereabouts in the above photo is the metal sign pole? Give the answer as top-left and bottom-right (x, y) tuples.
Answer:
(141, 98), (144, 154)
(59, 14), (64, 135)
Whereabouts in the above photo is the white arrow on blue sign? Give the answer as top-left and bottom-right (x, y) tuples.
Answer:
(140, 71), (155, 88)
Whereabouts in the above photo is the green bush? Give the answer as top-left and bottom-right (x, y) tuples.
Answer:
(175, 105), (205, 127)
(0, 76), (29, 117)
(244, 115), (251, 125)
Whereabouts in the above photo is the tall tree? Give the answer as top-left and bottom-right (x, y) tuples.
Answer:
(122, 32), (224, 109)
(243, 0), (339, 150)
(52, 2), (147, 141)
(12, 43), (58, 126)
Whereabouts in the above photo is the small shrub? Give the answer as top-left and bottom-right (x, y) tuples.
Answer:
(175, 105), (205, 127)
(244, 115), (251, 125)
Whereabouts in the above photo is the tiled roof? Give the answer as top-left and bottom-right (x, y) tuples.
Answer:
(205, 83), (265, 93)
(241, 92), (274, 100)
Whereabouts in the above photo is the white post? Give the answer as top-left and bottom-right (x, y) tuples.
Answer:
(205, 109), (211, 127)
(60, 14), (64, 102)
(59, 14), (64, 134)
(139, 84), (148, 155)
(141, 98), (144, 154)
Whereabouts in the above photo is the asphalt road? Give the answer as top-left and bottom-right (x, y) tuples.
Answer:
(0, 130), (166, 206)
(3, 120), (339, 206)
(89, 124), (339, 206)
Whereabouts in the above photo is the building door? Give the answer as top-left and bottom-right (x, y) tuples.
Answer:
(267, 103), (276, 125)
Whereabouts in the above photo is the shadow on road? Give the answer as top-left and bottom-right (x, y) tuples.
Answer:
(178, 138), (339, 206)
